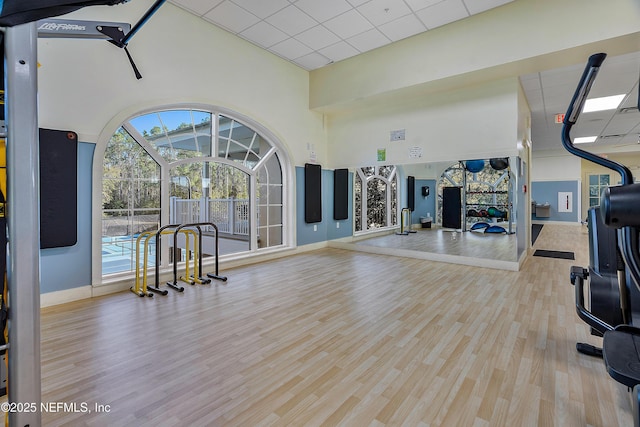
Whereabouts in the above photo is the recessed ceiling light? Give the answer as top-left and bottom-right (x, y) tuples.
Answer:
(574, 136), (597, 144)
(582, 94), (626, 113)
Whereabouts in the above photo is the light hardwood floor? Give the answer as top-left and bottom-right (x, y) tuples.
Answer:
(39, 224), (631, 426)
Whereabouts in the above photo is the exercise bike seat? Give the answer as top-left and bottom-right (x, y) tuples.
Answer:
(603, 325), (640, 388)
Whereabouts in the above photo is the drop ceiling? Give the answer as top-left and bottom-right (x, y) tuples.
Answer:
(520, 51), (640, 154)
(168, 0), (640, 156)
(169, 0), (514, 70)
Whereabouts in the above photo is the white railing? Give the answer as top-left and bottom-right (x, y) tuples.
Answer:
(170, 197), (249, 236)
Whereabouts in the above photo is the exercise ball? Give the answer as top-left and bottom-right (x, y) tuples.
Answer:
(470, 222), (490, 232)
(489, 157), (509, 170)
(487, 207), (498, 217)
(467, 209), (479, 217)
(465, 159), (485, 173)
(486, 225), (507, 234)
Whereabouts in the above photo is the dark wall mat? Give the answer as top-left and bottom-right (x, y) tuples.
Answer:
(407, 176), (415, 212)
(333, 168), (348, 220)
(40, 128), (78, 249)
(532, 224), (543, 245)
(533, 249), (575, 260)
(442, 186), (462, 229)
(305, 163), (322, 223)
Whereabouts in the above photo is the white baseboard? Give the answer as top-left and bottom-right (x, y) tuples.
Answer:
(41, 286), (93, 308)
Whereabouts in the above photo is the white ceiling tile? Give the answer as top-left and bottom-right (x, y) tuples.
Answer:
(240, 21), (289, 48)
(540, 70), (579, 88)
(230, 0), (290, 19)
(295, 0), (353, 22)
(203, 1), (260, 33)
(519, 77), (541, 92)
(378, 13), (427, 41)
(519, 72), (540, 82)
(296, 25), (341, 50)
(171, 0), (224, 16)
(265, 5), (318, 36)
(527, 98), (544, 111)
(544, 93), (574, 108)
(620, 93), (639, 109)
(603, 113), (640, 135)
(603, 51), (640, 66)
(324, 9), (374, 39)
(602, 136), (625, 146)
(416, 0), (469, 30)
(269, 38), (314, 60)
(319, 41), (361, 62)
(294, 52), (333, 70)
(347, 0), (371, 6)
(524, 91), (543, 102)
(462, 0), (513, 15)
(357, 0), (412, 26)
(574, 116), (612, 136)
(589, 78), (635, 99)
(404, 0), (444, 12)
(615, 134), (639, 148)
(346, 28), (390, 52)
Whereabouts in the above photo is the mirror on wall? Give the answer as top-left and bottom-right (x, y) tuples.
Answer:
(345, 157), (525, 270)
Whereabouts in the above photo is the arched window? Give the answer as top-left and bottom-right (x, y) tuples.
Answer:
(101, 108), (286, 276)
(354, 165), (398, 233)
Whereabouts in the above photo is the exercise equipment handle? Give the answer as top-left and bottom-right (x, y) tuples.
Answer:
(564, 53), (606, 125)
(571, 267), (615, 334)
(561, 53), (634, 185)
(561, 53), (640, 294)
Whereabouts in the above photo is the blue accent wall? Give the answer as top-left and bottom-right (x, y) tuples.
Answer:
(531, 180), (579, 222)
(40, 142), (93, 293)
(412, 179), (436, 225)
(296, 166), (353, 246)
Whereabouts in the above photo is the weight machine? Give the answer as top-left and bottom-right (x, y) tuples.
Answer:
(0, 1), (164, 425)
(564, 53), (640, 426)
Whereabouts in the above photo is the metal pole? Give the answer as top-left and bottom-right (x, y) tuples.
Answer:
(121, 0), (167, 45)
(5, 22), (42, 426)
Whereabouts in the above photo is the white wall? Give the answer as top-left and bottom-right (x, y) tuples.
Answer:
(517, 83), (531, 151)
(531, 149), (581, 181)
(400, 162), (453, 180)
(326, 78), (519, 169)
(37, 1), (326, 167)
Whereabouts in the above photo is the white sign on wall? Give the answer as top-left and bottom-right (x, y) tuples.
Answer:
(408, 146), (423, 159)
(558, 191), (573, 213)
